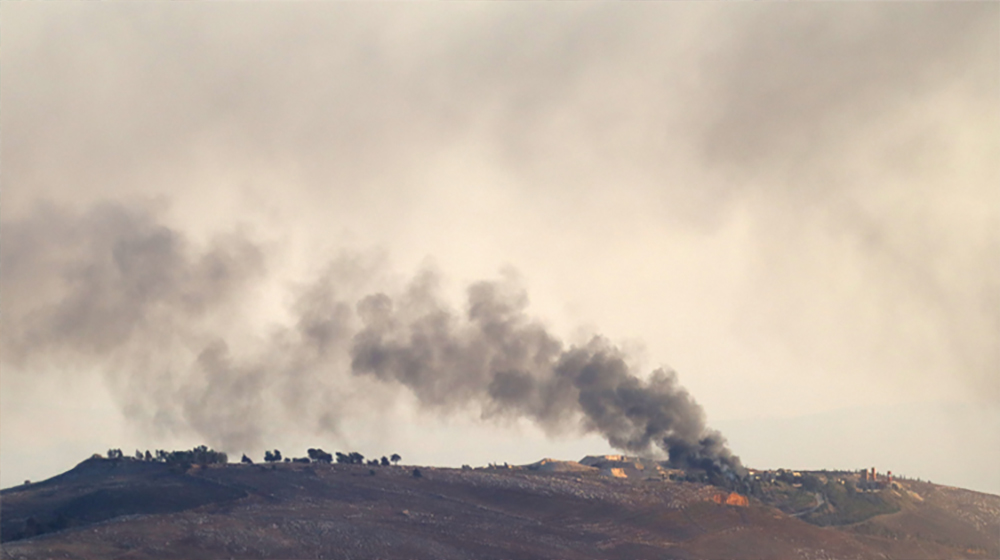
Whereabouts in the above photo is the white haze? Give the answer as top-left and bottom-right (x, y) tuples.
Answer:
(1, 3), (997, 493)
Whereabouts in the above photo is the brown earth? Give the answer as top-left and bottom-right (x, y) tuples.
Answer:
(1, 458), (997, 559)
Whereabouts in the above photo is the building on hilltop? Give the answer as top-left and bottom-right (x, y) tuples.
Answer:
(858, 467), (893, 490)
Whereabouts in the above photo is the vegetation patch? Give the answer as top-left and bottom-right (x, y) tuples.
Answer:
(803, 481), (900, 526)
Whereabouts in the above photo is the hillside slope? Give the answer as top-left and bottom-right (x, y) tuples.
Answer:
(2, 458), (997, 559)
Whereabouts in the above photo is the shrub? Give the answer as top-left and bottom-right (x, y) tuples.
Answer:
(801, 474), (823, 492)
(167, 445), (227, 466)
(307, 448), (333, 463)
(805, 481), (900, 526)
(265, 450), (283, 463)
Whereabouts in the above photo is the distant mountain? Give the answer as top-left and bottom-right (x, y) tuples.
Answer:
(2, 456), (997, 559)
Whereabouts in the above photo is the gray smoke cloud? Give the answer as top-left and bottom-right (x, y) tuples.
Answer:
(1, 202), (270, 444)
(1, 202), (264, 366)
(3, 2), (996, 492)
(352, 279), (739, 470)
(2, 201), (740, 471)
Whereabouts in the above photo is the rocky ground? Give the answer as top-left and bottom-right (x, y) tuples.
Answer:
(2, 458), (997, 559)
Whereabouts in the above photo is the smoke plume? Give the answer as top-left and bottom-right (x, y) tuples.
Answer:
(352, 279), (740, 471)
(2, 201), (741, 471)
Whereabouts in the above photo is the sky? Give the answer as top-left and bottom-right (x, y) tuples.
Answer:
(2, 2), (998, 494)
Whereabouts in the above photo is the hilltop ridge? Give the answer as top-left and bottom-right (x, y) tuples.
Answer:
(2, 454), (997, 559)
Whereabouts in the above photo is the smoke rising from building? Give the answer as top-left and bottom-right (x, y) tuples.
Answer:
(1, 201), (741, 471)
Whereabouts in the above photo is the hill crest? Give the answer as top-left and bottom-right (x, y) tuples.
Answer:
(2, 456), (997, 559)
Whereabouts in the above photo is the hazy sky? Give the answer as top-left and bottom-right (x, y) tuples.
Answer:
(2, 2), (998, 493)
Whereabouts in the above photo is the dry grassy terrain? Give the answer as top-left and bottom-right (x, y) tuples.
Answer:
(2, 458), (997, 559)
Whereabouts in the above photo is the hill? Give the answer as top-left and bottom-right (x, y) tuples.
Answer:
(2, 457), (997, 559)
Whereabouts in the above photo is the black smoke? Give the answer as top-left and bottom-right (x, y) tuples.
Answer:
(352, 280), (742, 472)
(2, 201), (741, 472)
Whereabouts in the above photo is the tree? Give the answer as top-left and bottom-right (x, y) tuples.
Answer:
(391, 453), (401, 465)
(380, 456), (390, 467)
(336, 452), (349, 464)
(412, 468), (422, 478)
(144, 450), (153, 462)
(348, 452), (364, 465)
(241, 454), (254, 464)
(180, 445), (227, 465)
(802, 474), (823, 492)
(135, 449), (143, 460)
(308, 448), (332, 463)
(265, 449), (282, 463)
(156, 446), (227, 465)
